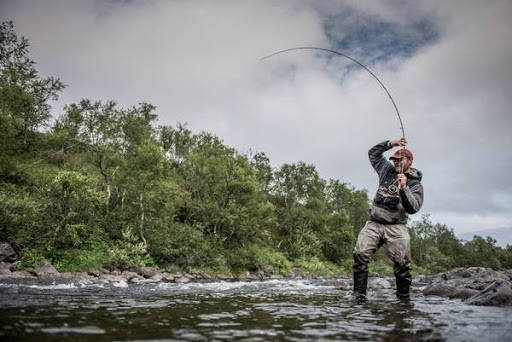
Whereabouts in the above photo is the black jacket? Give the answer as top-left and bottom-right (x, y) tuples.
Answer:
(368, 141), (424, 224)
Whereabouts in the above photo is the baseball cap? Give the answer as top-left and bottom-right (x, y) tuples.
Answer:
(389, 148), (413, 161)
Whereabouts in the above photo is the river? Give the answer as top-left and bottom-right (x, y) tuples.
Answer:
(1, 279), (511, 341)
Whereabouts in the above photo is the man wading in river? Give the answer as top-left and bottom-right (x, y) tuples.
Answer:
(353, 138), (423, 301)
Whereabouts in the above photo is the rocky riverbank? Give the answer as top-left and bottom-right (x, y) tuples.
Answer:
(2, 242), (512, 306)
(1, 259), (511, 306)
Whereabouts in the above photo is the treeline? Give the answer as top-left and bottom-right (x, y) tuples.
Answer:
(1, 21), (511, 275)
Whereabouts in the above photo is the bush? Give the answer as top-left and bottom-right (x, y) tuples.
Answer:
(294, 256), (343, 277)
(104, 227), (154, 269)
(228, 245), (292, 275)
(52, 241), (108, 272)
(16, 248), (45, 269)
(147, 222), (219, 268)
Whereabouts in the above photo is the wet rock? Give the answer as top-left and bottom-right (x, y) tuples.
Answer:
(150, 273), (163, 282)
(174, 276), (190, 283)
(33, 261), (59, 277)
(216, 274), (233, 281)
(88, 269), (101, 277)
(132, 267), (159, 279)
(269, 274), (284, 280)
(423, 283), (457, 297)
(452, 288), (480, 299)
(421, 268), (512, 305)
(0, 270), (35, 280)
(244, 273), (261, 281)
(424, 283), (479, 300)
(0, 262), (12, 274)
(368, 277), (392, 290)
(127, 276), (144, 284)
(121, 271), (139, 282)
(291, 267), (310, 279)
(99, 274), (125, 283)
(466, 280), (512, 306)
(161, 273), (177, 282)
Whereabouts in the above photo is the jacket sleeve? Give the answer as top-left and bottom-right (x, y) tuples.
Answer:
(368, 141), (393, 180)
(399, 182), (424, 214)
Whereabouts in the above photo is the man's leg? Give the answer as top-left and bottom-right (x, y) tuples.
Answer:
(385, 224), (412, 300)
(353, 221), (382, 299)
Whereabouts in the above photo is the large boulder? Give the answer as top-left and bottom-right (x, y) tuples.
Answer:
(423, 283), (479, 299)
(422, 268), (512, 305)
(466, 280), (512, 306)
(0, 242), (16, 262)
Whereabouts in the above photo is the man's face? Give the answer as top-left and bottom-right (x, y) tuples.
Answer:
(392, 157), (412, 173)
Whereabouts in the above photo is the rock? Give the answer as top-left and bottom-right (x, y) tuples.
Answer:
(121, 271), (139, 282)
(88, 269), (101, 277)
(0, 270), (35, 280)
(243, 273), (260, 281)
(161, 273), (176, 282)
(132, 267), (159, 279)
(174, 276), (190, 283)
(423, 283), (457, 297)
(0, 262), (12, 274)
(0, 242), (16, 262)
(99, 274), (125, 283)
(503, 270), (512, 281)
(269, 274), (284, 280)
(291, 267), (310, 279)
(216, 274), (233, 281)
(127, 275), (145, 284)
(150, 272), (163, 282)
(33, 260), (59, 277)
(452, 288), (480, 299)
(368, 277), (392, 289)
(466, 280), (512, 306)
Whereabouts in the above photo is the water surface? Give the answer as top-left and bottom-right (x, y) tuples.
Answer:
(1, 279), (511, 341)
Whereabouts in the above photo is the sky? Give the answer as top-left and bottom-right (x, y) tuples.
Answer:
(1, 0), (511, 240)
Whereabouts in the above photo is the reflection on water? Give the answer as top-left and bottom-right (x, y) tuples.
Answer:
(1, 280), (511, 341)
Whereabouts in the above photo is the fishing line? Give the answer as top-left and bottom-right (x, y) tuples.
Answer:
(261, 46), (407, 173)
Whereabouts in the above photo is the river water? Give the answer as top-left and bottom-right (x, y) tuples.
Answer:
(1, 279), (511, 341)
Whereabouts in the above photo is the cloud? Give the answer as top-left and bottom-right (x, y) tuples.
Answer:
(1, 0), (511, 234)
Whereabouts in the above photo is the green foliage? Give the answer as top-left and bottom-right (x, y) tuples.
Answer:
(228, 245), (292, 276)
(52, 242), (108, 272)
(410, 215), (512, 273)
(147, 222), (219, 268)
(104, 227), (154, 269)
(294, 256), (343, 277)
(16, 248), (45, 269)
(0, 21), (64, 153)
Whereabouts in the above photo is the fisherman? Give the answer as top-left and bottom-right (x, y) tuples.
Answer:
(353, 138), (423, 301)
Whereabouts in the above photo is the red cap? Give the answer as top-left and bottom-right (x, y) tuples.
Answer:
(390, 148), (413, 161)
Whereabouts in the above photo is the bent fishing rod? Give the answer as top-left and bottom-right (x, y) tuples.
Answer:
(260, 46), (407, 173)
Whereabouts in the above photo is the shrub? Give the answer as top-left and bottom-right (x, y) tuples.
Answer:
(228, 244), (292, 275)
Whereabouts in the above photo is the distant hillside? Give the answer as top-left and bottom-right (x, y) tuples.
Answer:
(457, 227), (512, 247)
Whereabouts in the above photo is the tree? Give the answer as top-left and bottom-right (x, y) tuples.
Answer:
(0, 21), (64, 151)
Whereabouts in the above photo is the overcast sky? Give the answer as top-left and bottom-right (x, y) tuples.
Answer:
(2, 0), (511, 237)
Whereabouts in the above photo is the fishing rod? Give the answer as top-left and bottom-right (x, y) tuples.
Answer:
(260, 46), (407, 173)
